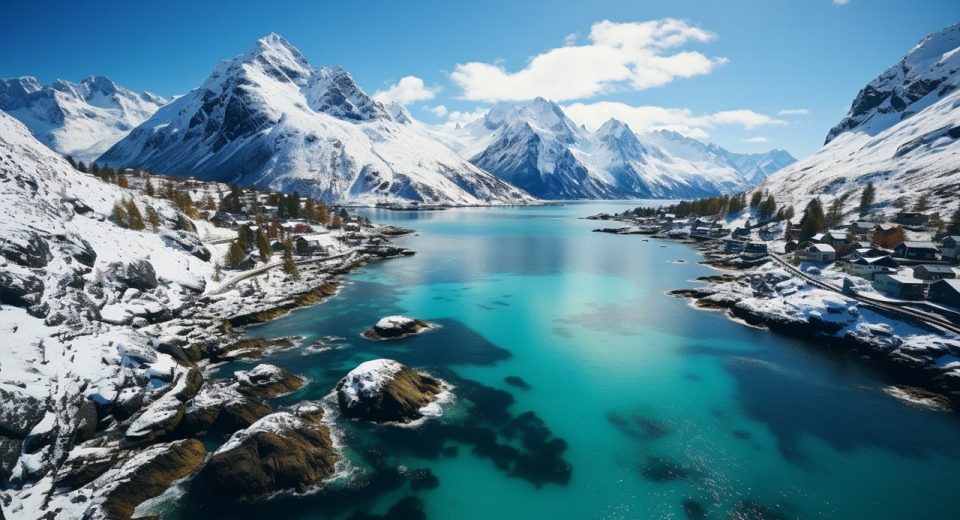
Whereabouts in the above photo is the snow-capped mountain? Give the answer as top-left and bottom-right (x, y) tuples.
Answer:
(642, 130), (797, 186)
(760, 23), (960, 215)
(0, 75), (166, 163)
(432, 98), (795, 199)
(98, 34), (533, 206)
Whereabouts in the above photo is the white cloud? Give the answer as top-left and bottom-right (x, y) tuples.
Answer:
(742, 136), (769, 143)
(778, 108), (810, 116)
(435, 107), (488, 129)
(563, 32), (578, 46)
(833, 0), (850, 5)
(450, 19), (727, 102)
(562, 101), (787, 139)
(425, 105), (448, 117)
(372, 76), (438, 105)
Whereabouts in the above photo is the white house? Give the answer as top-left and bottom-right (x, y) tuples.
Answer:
(799, 243), (837, 263)
(847, 255), (899, 280)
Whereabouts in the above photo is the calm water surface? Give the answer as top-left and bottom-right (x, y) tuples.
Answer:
(171, 202), (960, 520)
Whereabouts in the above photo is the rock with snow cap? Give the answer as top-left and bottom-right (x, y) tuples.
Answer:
(198, 402), (337, 498)
(335, 359), (445, 424)
(363, 315), (431, 340)
(235, 363), (304, 398)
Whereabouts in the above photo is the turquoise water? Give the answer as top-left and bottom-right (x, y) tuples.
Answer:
(176, 203), (960, 519)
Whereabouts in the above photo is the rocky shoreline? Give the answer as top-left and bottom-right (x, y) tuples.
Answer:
(665, 237), (960, 412)
(0, 225), (421, 518)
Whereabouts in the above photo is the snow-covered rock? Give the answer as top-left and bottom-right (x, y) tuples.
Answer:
(99, 33), (534, 207)
(363, 315), (431, 340)
(430, 98), (794, 199)
(335, 359), (448, 423)
(0, 75), (166, 163)
(760, 23), (960, 216)
(199, 403), (337, 498)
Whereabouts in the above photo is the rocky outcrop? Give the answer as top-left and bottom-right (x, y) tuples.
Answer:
(177, 381), (271, 436)
(161, 230), (211, 262)
(336, 359), (446, 424)
(198, 402), (337, 499)
(0, 271), (44, 307)
(99, 439), (206, 519)
(362, 316), (431, 340)
(235, 364), (304, 398)
(107, 259), (158, 291)
(0, 230), (51, 267)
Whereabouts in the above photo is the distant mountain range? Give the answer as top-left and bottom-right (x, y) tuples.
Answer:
(0, 75), (166, 163)
(760, 22), (960, 215)
(429, 97), (795, 200)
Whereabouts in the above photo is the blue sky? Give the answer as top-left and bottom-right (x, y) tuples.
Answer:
(1, 0), (957, 158)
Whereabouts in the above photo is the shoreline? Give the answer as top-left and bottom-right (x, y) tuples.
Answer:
(595, 218), (960, 413)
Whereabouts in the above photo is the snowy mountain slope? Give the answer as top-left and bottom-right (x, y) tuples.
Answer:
(430, 98), (795, 199)
(0, 110), (214, 515)
(760, 23), (960, 215)
(0, 75), (166, 163)
(825, 23), (960, 144)
(98, 34), (533, 206)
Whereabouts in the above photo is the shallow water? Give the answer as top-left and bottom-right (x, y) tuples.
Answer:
(172, 202), (960, 520)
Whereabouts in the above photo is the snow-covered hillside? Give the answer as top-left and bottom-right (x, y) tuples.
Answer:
(0, 109), (215, 515)
(98, 34), (533, 207)
(0, 76), (166, 163)
(431, 98), (795, 200)
(760, 23), (960, 215)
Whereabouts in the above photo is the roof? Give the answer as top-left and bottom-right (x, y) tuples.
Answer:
(853, 255), (898, 267)
(898, 241), (939, 249)
(878, 274), (925, 285)
(875, 223), (900, 231)
(915, 265), (954, 273)
(294, 233), (330, 242)
(943, 235), (960, 242)
(931, 279), (960, 294)
(807, 244), (835, 252)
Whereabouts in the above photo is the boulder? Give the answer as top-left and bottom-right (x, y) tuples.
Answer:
(107, 259), (158, 291)
(0, 271), (44, 308)
(100, 439), (206, 519)
(198, 403), (337, 499)
(0, 388), (47, 439)
(0, 230), (51, 267)
(58, 233), (97, 267)
(178, 381), (271, 436)
(161, 230), (211, 262)
(362, 316), (431, 340)
(336, 359), (445, 424)
(0, 436), (21, 484)
(43, 288), (101, 326)
(235, 364), (304, 398)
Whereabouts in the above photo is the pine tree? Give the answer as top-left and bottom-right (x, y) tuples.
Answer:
(125, 198), (145, 230)
(318, 204), (330, 225)
(212, 262), (222, 282)
(825, 195), (847, 228)
(144, 179), (155, 197)
(749, 191), (763, 208)
(112, 201), (129, 227)
(282, 247), (299, 281)
(339, 207), (349, 220)
(65, 155), (77, 169)
(146, 205), (160, 232)
(89, 162), (100, 176)
(77, 161), (88, 173)
(947, 207), (960, 235)
(798, 198), (826, 241)
(330, 213), (342, 229)
(759, 195), (777, 220)
(225, 240), (246, 269)
(237, 224), (254, 250)
(117, 174), (129, 189)
(914, 194), (929, 212)
(257, 229), (272, 262)
(858, 182), (875, 216)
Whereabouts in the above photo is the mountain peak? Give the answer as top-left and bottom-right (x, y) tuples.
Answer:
(825, 22), (960, 144)
(240, 32), (311, 81)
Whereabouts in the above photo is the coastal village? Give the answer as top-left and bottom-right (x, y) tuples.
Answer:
(592, 200), (960, 318)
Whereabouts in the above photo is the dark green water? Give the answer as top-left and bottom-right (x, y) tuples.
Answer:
(169, 202), (960, 520)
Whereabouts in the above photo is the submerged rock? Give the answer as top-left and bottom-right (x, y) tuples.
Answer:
(335, 359), (446, 424)
(362, 316), (431, 340)
(198, 402), (337, 499)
